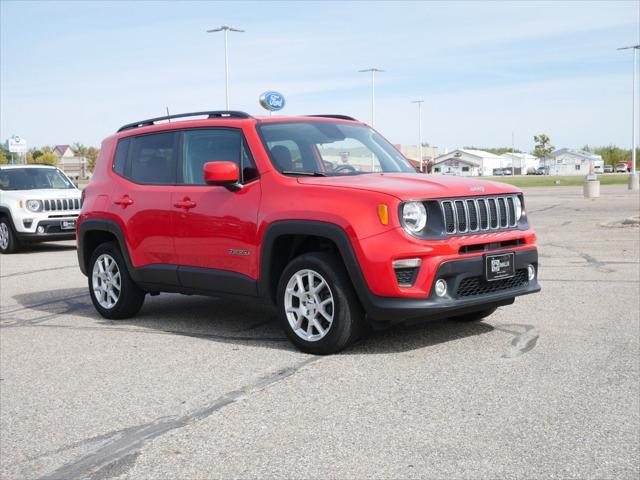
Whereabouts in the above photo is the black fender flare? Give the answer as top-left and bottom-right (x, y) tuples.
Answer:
(0, 206), (18, 233)
(257, 220), (373, 309)
(77, 218), (135, 277)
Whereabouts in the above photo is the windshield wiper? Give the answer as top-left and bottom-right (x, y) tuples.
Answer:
(281, 170), (327, 177)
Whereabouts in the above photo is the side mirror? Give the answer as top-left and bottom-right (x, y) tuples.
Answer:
(203, 162), (241, 189)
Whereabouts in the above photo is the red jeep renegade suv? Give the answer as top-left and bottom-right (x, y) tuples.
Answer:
(77, 111), (540, 354)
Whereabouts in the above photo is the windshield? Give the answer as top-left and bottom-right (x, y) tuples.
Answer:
(0, 168), (75, 191)
(258, 121), (415, 176)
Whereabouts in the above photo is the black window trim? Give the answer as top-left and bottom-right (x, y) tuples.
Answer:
(119, 130), (180, 186)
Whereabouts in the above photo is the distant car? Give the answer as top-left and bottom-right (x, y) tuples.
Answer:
(616, 163), (628, 173)
(493, 168), (504, 176)
(603, 165), (613, 173)
(535, 166), (546, 175)
(0, 164), (82, 253)
(503, 168), (513, 176)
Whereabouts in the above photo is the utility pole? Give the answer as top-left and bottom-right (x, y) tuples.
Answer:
(411, 100), (425, 172)
(618, 44), (639, 190)
(207, 25), (244, 110)
(359, 68), (384, 126)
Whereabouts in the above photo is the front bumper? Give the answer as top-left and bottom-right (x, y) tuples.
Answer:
(15, 219), (76, 242)
(360, 248), (540, 322)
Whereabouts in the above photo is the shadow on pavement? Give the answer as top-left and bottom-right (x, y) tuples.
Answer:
(11, 288), (494, 354)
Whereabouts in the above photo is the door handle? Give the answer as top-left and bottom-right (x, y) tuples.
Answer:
(173, 198), (197, 210)
(114, 195), (134, 208)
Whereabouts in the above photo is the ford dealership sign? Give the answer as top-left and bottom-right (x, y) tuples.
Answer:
(259, 91), (285, 112)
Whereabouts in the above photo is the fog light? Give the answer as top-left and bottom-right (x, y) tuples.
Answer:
(527, 264), (536, 281)
(434, 279), (447, 297)
(37, 226), (45, 234)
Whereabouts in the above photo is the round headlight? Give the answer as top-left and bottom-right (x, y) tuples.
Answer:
(514, 196), (523, 220)
(401, 201), (427, 234)
(26, 200), (43, 212)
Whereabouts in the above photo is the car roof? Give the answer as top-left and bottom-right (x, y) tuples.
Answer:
(114, 111), (363, 139)
(0, 164), (58, 170)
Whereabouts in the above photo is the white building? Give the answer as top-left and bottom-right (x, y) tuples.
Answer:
(432, 149), (508, 176)
(53, 144), (88, 180)
(500, 152), (539, 175)
(550, 148), (604, 176)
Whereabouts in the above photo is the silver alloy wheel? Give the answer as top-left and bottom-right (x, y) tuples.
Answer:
(284, 269), (334, 342)
(0, 222), (9, 250)
(92, 253), (121, 309)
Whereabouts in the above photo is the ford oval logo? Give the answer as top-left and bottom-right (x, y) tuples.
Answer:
(259, 91), (286, 112)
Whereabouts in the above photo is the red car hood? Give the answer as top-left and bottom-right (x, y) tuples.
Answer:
(297, 173), (520, 200)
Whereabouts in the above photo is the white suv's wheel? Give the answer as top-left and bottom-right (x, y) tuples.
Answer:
(277, 252), (364, 355)
(0, 218), (19, 254)
(88, 242), (145, 319)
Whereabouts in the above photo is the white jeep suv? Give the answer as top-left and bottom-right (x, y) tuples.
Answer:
(0, 164), (82, 253)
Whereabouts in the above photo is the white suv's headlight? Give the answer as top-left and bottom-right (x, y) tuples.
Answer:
(514, 196), (523, 221)
(25, 200), (43, 212)
(401, 201), (427, 234)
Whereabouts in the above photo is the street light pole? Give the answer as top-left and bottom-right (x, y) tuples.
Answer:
(359, 68), (384, 126)
(207, 25), (244, 110)
(411, 100), (424, 172)
(618, 44), (639, 190)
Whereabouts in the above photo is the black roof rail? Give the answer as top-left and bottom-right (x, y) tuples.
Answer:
(117, 110), (253, 133)
(305, 114), (358, 121)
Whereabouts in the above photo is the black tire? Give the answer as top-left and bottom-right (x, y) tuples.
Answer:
(276, 252), (364, 355)
(450, 307), (497, 322)
(0, 217), (20, 254)
(88, 242), (145, 319)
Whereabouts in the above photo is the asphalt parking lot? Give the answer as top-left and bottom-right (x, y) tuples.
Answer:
(1, 184), (639, 480)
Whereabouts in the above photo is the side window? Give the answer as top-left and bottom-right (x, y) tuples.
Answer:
(113, 137), (130, 176)
(128, 132), (178, 185)
(266, 140), (303, 171)
(180, 129), (258, 185)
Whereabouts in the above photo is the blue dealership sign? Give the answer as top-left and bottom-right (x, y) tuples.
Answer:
(259, 91), (286, 111)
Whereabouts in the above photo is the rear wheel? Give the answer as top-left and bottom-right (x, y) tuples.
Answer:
(88, 242), (145, 319)
(277, 252), (364, 355)
(449, 307), (497, 322)
(0, 217), (20, 254)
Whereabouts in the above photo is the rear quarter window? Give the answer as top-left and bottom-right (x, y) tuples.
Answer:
(112, 138), (130, 176)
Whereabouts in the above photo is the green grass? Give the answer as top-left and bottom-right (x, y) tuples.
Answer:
(485, 174), (631, 188)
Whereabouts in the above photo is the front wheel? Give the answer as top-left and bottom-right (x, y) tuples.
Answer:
(88, 242), (145, 319)
(277, 252), (364, 355)
(0, 217), (20, 254)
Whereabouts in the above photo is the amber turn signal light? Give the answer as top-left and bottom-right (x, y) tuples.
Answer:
(377, 204), (389, 225)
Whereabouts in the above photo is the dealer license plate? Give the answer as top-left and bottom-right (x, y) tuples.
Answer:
(60, 220), (76, 230)
(485, 252), (515, 281)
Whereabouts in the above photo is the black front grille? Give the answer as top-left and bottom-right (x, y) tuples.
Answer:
(478, 200), (489, 229)
(498, 198), (508, 227)
(456, 269), (528, 297)
(395, 268), (418, 287)
(488, 198), (498, 228)
(467, 200), (478, 230)
(443, 202), (455, 233)
(439, 195), (520, 235)
(455, 201), (467, 231)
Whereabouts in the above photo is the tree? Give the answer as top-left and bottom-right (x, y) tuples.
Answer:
(36, 152), (59, 166)
(86, 147), (100, 172)
(72, 142), (88, 158)
(533, 134), (554, 159)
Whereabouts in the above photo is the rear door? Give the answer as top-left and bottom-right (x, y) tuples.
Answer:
(171, 128), (261, 287)
(109, 131), (178, 268)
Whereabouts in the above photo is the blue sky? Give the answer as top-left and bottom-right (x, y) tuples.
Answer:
(1, 0), (639, 152)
